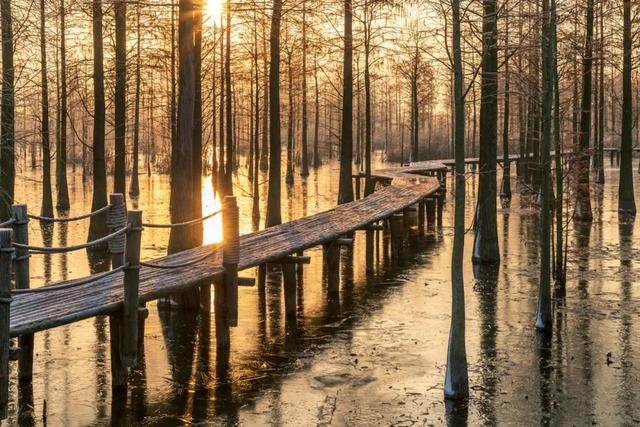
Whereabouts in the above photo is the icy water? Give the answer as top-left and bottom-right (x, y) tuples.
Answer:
(5, 159), (640, 426)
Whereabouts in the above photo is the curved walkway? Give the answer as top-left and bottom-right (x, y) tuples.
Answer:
(9, 163), (446, 336)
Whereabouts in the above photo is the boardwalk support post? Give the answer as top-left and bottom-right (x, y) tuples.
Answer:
(389, 213), (404, 257)
(425, 197), (436, 230)
(436, 191), (444, 229)
(418, 201), (425, 237)
(282, 263), (297, 318)
(365, 227), (374, 273)
(0, 229), (12, 419)
(12, 205), (33, 381)
(122, 210), (142, 368)
(223, 196), (240, 327)
(324, 241), (340, 294)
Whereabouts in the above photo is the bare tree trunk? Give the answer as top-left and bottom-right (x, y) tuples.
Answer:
(536, 0), (553, 333)
(88, 0), (108, 245)
(265, 0), (282, 227)
(338, 0), (354, 205)
(113, 0), (127, 196)
(218, 22), (225, 192)
(39, 0), (53, 217)
(259, 0), (269, 172)
(224, 3), (233, 194)
(0, 0), (12, 221)
(595, 0), (604, 184)
(286, 51), (294, 185)
(211, 24), (218, 186)
(574, 0), (594, 222)
(500, 6), (511, 201)
(192, 0), (203, 244)
(300, 0), (309, 177)
(168, 0), (199, 307)
(312, 53), (321, 168)
(619, 0), (636, 218)
(55, 0), (70, 210)
(129, 4), (142, 197)
(472, 0), (500, 264)
(252, 7), (260, 220)
(445, 0), (469, 402)
(552, 0), (565, 291)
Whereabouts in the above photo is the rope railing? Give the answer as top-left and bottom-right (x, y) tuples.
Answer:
(12, 225), (129, 254)
(11, 264), (127, 294)
(142, 209), (222, 229)
(27, 204), (111, 223)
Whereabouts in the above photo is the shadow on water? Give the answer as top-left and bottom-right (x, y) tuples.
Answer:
(102, 226), (443, 424)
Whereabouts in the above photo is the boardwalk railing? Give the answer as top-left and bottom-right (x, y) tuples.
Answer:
(0, 160), (451, 419)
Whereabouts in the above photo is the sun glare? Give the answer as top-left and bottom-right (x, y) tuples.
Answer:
(205, 0), (223, 26)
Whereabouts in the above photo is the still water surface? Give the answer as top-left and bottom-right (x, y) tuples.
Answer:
(7, 160), (640, 426)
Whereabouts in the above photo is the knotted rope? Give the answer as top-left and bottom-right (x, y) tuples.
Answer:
(107, 199), (127, 255)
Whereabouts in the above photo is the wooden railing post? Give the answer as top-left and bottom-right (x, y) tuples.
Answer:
(107, 193), (128, 389)
(107, 193), (127, 269)
(0, 229), (13, 420)
(122, 210), (142, 368)
(12, 205), (33, 381)
(222, 196), (240, 327)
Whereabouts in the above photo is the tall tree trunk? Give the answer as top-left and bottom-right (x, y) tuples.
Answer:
(338, 0), (354, 205)
(171, 0), (177, 164)
(0, 0), (12, 221)
(411, 68), (418, 162)
(472, 0), (500, 264)
(211, 24), (217, 186)
(552, 0), (565, 290)
(286, 51), (294, 185)
(259, 0), (269, 172)
(193, 0), (203, 244)
(129, 4), (141, 197)
(168, 0), (199, 307)
(40, 0), (53, 217)
(224, 3), (233, 194)
(595, 0), (604, 184)
(55, 0), (70, 210)
(445, 0), (469, 402)
(619, 0), (636, 218)
(252, 7), (260, 220)
(300, 0), (309, 177)
(575, 0), (594, 221)
(500, 6), (511, 201)
(113, 0), (127, 195)
(312, 53), (321, 168)
(88, 0), (108, 245)
(218, 22), (225, 192)
(265, 0), (282, 227)
(537, 0), (553, 333)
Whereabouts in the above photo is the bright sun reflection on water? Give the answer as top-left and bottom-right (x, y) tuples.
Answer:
(202, 177), (223, 244)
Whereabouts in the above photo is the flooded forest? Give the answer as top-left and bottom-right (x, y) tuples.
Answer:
(0, 0), (638, 425)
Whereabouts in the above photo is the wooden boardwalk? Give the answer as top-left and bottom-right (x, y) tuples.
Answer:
(9, 164), (441, 337)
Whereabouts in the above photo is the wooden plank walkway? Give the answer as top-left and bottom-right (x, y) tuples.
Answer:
(9, 165), (441, 337)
